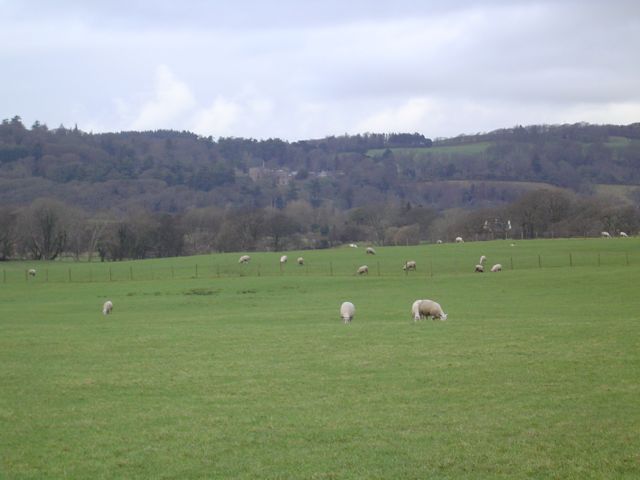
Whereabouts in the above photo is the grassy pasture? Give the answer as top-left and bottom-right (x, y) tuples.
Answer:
(1, 239), (640, 478)
(368, 141), (492, 158)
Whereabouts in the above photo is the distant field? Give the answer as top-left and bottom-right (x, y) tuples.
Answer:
(368, 141), (492, 157)
(418, 179), (565, 194)
(2, 238), (640, 478)
(604, 136), (638, 149)
(594, 184), (639, 204)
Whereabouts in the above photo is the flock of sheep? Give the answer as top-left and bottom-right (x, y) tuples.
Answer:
(601, 231), (628, 238)
(474, 255), (502, 273)
(28, 231), (626, 319)
(339, 298), (447, 325)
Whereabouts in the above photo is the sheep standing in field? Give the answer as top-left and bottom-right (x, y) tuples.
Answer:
(403, 260), (417, 272)
(280, 255), (288, 264)
(620, 232), (629, 237)
(102, 300), (113, 315)
(340, 302), (355, 324)
(27, 268), (37, 277)
(436, 239), (443, 244)
(601, 231), (611, 238)
(366, 247), (376, 255)
(412, 299), (447, 321)
(349, 243), (358, 248)
(297, 257), (304, 265)
(238, 255), (251, 264)
(491, 264), (502, 272)
(474, 264), (484, 273)
(479, 255), (487, 265)
(356, 265), (369, 275)
(455, 236), (464, 243)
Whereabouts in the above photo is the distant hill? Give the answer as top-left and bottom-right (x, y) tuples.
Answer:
(1, 117), (639, 213)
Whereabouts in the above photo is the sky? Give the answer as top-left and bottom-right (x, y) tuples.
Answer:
(2, 0), (639, 141)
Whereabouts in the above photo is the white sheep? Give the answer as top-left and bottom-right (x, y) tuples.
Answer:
(238, 255), (251, 264)
(436, 239), (443, 244)
(356, 265), (369, 275)
(297, 257), (304, 265)
(280, 255), (288, 264)
(102, 300), (113, 315)
(349, 243), (358, 248)
(366, 247), (376, 255)
(620, 232), (628, 237)
(601, 231), (611, 238)
(490, 263), (502, 272)
(403, 260), (417, 271)
(455, 236), (464, 243)
(340, 302), (355, 324)
(479, 255), (487, 265)
(27, 268), (37, 277)
(412, 299), (448, 322)
(474, 264), (484, 273)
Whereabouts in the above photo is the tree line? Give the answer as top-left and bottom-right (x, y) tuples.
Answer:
(1, 189), (638, 262)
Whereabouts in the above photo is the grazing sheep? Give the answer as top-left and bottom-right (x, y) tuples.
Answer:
(356, 265), (369, 275)
(479, 255), (487, 265)
(474, 264), (484, 273)
(491, 263), (502, 272)
(102, 300), (113, 315)
(601, 231), (611, 238)
(340, 302), (355, 324)
(620, 232), (628, 237)
(366, 247), (376, 255)
(349, 243), (358, 248)
(455, 236), (464, 243)
(27, 268), (37, 277)
(297, 257), (304, 265)
(238, 255), (251, 264)
(403, 260), (417, 271)
(280, 255), (288, 264)
(412, 299), (448, 321)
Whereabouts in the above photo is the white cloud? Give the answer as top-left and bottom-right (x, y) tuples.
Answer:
(191, 98), (242, 137)
(130, 65), (196, 131)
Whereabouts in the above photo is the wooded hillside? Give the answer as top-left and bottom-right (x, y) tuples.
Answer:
(1, 116), (639, 260)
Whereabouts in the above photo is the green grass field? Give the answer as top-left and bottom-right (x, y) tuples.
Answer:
(368, 141), (492, 157)
(2, 239), (640, 478)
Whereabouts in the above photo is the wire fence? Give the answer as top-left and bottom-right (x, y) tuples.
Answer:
(3, 250), (639, 285)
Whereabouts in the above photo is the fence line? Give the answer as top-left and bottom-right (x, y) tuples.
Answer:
(2, 251), (638, 285)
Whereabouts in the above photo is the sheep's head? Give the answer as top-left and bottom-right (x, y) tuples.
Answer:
(440, 313), (448, 321)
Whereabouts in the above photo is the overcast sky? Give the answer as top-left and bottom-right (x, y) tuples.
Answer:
(2, 0), (639, 140)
